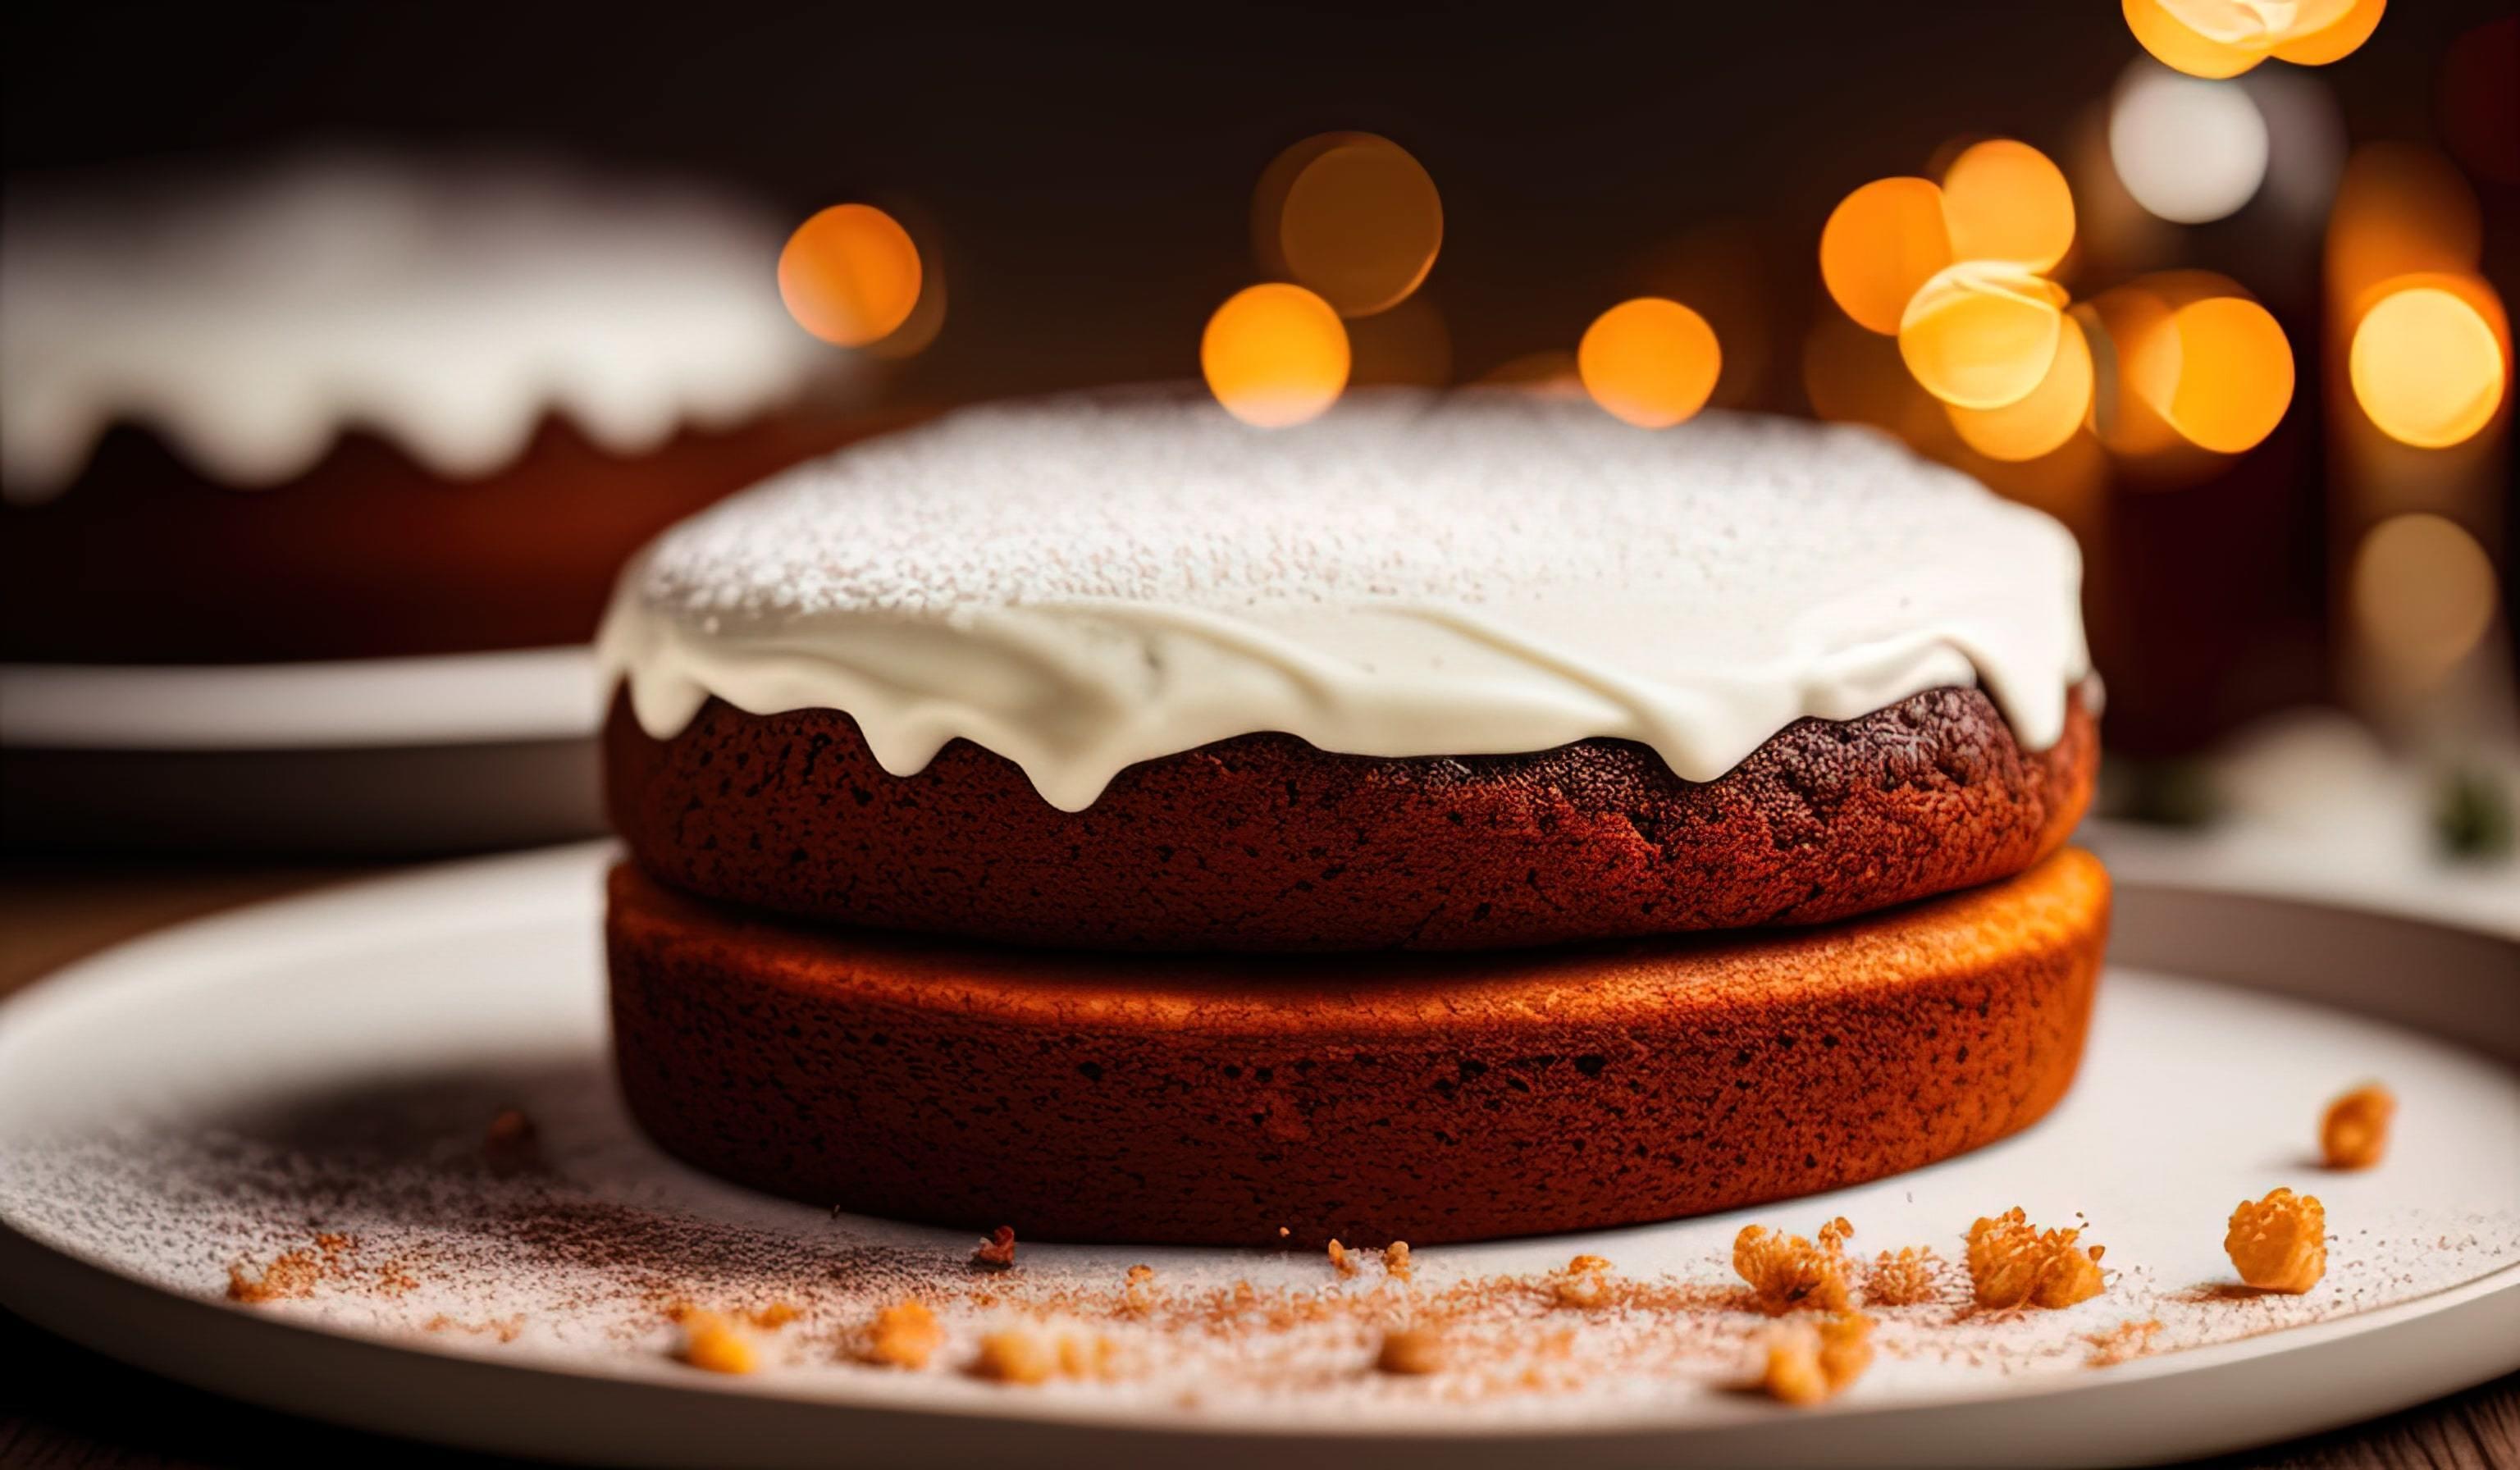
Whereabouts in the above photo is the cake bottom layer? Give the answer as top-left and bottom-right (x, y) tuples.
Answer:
(606, 849), (2109, 1247)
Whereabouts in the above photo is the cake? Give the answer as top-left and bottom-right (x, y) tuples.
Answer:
(0, 152), (874, 664)
(599, 389), (2107, 1245)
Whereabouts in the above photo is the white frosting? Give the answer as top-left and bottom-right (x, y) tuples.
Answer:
(599, 390), (2092, 811)
(1, 153), (835, 500)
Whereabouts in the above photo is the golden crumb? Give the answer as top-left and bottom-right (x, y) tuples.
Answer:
(746, 1302), (799, 1330)
(1732, 1217), (1854, 1314)
(970, 1329), (1057, 1385)
(1327, 1239), (1360, 1276)
(2085, 1317), (2165, 1367)
(1121, 1264), (1157, 1315)
(1384, 1241), (1413, 1280)
(225, 1249), (322, 1304)
(972, 1226), (1017, 1271)
(1760, 1324), (1829, 1405)
(1278, 1226), (1291, 1239)
(1965, 1208), (2107, 1310)
(1758, 1312), (1872, 1406)
(676, 1312), (756, 1375)
(1863, 1247), (1941, 1307)
(2321, 1084), (2394, 1171)
(2226, 1189), (2326, 1294)
(863, 1301), (943, 1369)
(1554, 1253), (1614, 1309)
(1374, 1327), (1445, 1376)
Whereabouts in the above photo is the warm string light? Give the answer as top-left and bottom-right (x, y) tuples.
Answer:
(1578, 299), (1722, 428)
(2108, 62), (2271, 224)
(2125, 0), (2385, 80)
(2349, 282), (2509, 450)
(777, 204), (924, 348)
(1201, 283), (1350, 428)
(1252, 134), (1443, 319)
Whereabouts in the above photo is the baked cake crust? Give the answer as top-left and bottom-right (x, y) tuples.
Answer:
(607, 847), (2109, 1246)
(605, 682), (2097, 952)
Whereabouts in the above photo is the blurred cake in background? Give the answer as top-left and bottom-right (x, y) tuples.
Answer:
(0, 152), (867, 663)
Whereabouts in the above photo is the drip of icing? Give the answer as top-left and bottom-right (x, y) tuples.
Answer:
(0, 152), (838, 500)
(598, 390), (2091, 811)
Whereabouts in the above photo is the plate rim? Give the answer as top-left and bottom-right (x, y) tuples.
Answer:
(0, 645), (601, 751)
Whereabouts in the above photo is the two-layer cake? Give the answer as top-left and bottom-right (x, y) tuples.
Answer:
(599, 390), (2107, 1246)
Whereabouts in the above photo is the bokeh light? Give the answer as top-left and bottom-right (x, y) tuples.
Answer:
(1578, 298), (1722, 428)
(2349, 284), (2509, 450)
(2124, 0), (2267, 78)
(2270, 0), (2385, 65)
(1940, 140), (2075, 272)
(2109, 65), (2269, 223)
(1253, 133), (1442, 318)
(1899, 261), (2069, 409)
(2125, 0), (2381, 78)
(1820, 178), (1952, 335)
(2160, 294), (2294, 454)
(1201, 283), (1350, 427)
(776, 203), (924, 348)
(2350, 513), (2499, 682)
(1947, 313), (2096, 460)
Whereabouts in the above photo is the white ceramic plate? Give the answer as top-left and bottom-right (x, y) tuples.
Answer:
(0, 650), (605, 852)
(1, 843), (2515, 1468)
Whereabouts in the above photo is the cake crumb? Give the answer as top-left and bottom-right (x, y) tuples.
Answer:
(970, 1328), (1056, 1385)
(1327, 1239), (1360, 1276)
(862, 1301), (943, 1369)
(2084, 1317), (2165, 1367)
(1375, 1327), (1445, 1376)
(1760, 1312), (1871, 1404)
(745, 1302), (799, 1329)
(676, 1312), (756, 1374)
(2226, 1189), (2326, 1294)
(1864, 1247), (1942, 1307)
(1121, 1264), (1157, 1315)
(971, 1226), (1018, 1271)
(1384, 1241), (1413, 1280)
(1965, 1208), (2107, 1309)
(1555, 1254), (1614, 1308)
(2321, 1084), (2394, 1171)
(1732, 1217), (1854, 1314)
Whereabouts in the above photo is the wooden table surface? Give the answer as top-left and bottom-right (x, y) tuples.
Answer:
(1, 858), (2512, 1469)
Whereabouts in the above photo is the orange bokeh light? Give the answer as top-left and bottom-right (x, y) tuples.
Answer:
(2160, 295), (2294, 454)
(1941, 140), (2076, 272)
(2272, 0), (2386, 64)
(2125, 0), (2381, 77)
(2349, 282), (2509, 449)
(1899, 261), (2069, 410)
(1820, 178), (1953, 335)
(1201, 283), (1350, 428)
(1947, 313), (2096, 461)
(776, 204), (924, 348)
(1578, 298), (1722, 429)
(1253, 134), (1442, 318)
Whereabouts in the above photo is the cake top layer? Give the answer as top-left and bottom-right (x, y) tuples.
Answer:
(0, 153), (835, 500)
(602, 390), (2090, 810)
